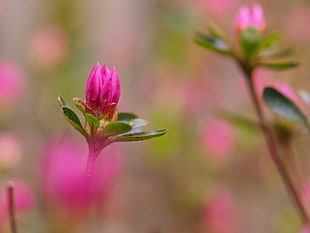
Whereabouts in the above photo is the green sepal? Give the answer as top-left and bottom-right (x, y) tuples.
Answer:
(255, 62), (299, 70)
(118, 112), (138, 122)
(61, 107), (88, 138)
(103, 122), (133, 136)
(85, 113), (100, 132)
(195, 32), (234, 56)
(239, 27), (261, 58)
(260, 33), (281, 49)
(114, 129), (168, 142)
(263, 87), (308, 124)
(75, 104), (85, 115)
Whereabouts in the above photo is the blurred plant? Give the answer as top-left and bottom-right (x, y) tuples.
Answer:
(0, 181), (34, 232)
(58, 62), (167, 184)
(195, 2), (310, 226)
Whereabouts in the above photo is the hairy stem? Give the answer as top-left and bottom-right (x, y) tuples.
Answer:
(240, 63), (309, 223)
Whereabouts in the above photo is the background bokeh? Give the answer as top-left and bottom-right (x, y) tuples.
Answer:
(0, 0), (310, 232)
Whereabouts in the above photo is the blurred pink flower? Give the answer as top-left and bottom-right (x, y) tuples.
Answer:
(41, 137), (122, 217)
(0, 133), (22, 169)
(201, 119), (234, 161)
(234, 3), (265, 35)
(297, 226), (310, 233)
(203, 188), (239, 233)
(7, 181), (34, 211)
(0, 61), (26, 105)
(28, 25), (69, 68)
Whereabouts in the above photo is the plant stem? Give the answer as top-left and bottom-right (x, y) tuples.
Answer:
(85, 148), (99, 188)
(7, 181), (18, 233)
(240, 62), (309, 223)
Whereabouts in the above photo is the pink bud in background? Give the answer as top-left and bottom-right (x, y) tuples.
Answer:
(28, 25), (69, 68)
(203, 188), (239, 233)
(201, 119), (234, 162)
(0, 133), (22, 169)
(234, 3), (265, 35)
(85, 63), (121, 116)
(0, 61), (26, 105)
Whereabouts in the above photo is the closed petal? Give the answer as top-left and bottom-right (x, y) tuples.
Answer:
(251, 3), (265, 32)
(86, 62), (102, 111)
(234, 6), (251, 34)
(110, 66), (121, 106)
(99, 64), (112, 115)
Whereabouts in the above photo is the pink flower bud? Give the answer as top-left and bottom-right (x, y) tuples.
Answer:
(85, 63), (121, 116)
(235, 3), (265, 35)
(85, 62), (102, 111)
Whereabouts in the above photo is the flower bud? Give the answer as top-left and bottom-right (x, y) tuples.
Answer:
(235, 3), (265, 35)
(85, 63), (121, 117)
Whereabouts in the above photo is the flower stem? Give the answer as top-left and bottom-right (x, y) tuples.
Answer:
(85, 149), (98, 188)
(240, 62), (309, 223)
(7, 181), (18, 233)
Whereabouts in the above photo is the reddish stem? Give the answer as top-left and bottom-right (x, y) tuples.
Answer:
(240, 63), (310, 223)
(7, 181), (18, 233)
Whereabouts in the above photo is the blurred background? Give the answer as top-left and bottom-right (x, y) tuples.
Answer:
(0, 0), (310, 232)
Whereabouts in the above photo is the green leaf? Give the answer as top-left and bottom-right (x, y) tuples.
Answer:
(114, 129), (168, 142)
(255, 62), (299, 70)
(207, 22), (228, 42)
(195, 32), (234, 56)
(61, 107), (88, 138)
(57, 96), (69, 108)
(128, 118), (149, 128)
(103, 122), (133, 136)
(118, 112), (138, 122)
(217, 111), (258, 133)
(85, 113), (100, 131)
(263, 87), (308, 124)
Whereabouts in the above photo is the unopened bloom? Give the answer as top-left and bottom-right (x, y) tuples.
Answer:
(234, 3), (265, 35)
(85, 62), (120, 118)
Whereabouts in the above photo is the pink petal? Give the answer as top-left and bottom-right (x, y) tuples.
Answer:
(85, 62), (102, 111)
